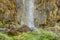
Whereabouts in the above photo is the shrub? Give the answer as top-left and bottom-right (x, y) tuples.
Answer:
(0, 29), (59, 40)
(15, 29), (57, 40)
(0, 21), (3, 27)
(0, 33), (14, 40)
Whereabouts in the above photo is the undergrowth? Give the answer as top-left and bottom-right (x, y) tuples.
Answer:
(0, 29), (59, 40)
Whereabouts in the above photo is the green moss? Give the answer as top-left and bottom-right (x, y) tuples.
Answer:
(0, 33), (14, 40)
(15, 29), (57, 40)
(0, 29), (59, 40)
(0, 21), (3, 26)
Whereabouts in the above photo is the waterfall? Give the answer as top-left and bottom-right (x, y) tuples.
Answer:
(27, 0), (35, 28)
(21, 0), (39, 32)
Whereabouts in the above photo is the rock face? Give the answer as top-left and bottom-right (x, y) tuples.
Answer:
(16, 25), (32, 32)
(0, 0), (17, 24)
(15, 0), (23, 25)
(0, 0), (60, 28)
(34, 0), (60, 27)
(56, 0), (60, 7)
(15, 0), (60, 27)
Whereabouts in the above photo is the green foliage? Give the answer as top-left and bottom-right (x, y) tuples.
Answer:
(0, 21), (3, 26)
(0, 29), (59, 40)
(0, 33), (14, 40)
(15, 29), (57, 40)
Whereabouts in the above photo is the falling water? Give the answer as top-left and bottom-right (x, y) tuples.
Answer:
(27, 0), (35, 28)
(22, 0), (39, 32)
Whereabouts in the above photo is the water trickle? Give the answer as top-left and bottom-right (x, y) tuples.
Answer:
(27, 0), (35, 28)
(22, 0), (39, 32)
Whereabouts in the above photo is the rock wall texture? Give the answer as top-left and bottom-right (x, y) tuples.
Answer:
(0, 0), (17, 24)
(0, 0), (60, 27)
(34, 0), (60, 27)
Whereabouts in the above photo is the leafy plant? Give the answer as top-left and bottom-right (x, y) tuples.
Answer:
(15, 29), (57, 40)
(0, 29), (59, 40)
(0, 21), (3, 27)
(0, 33), (14, 40)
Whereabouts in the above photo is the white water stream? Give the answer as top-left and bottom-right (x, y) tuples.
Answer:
(21, 0), (39, 32)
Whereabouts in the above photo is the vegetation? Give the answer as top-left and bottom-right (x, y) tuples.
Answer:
(0, 0), (60, 40)
(0, 21), (4, 27)
(15, 29), (57, 40)
(0, 29), (60, 40)
(0, 33), (14, 40)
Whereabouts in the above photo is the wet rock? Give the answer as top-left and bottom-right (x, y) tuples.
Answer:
(45, 4), (54, 12)
(17, 25), (32, 33)
(0, 27), (9, 33)
(0, 37), (3, 40)
(56, 0), (60, 7)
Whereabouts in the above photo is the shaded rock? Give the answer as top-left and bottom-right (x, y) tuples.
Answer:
(17, 24), (32, 33)
(56, 0), (60, 7)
